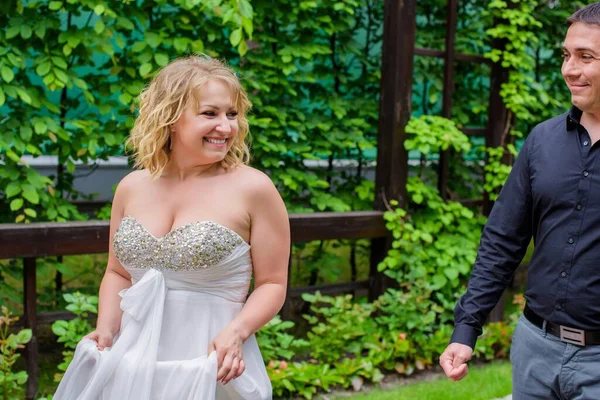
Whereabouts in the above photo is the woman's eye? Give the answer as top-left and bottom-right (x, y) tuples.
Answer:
(202, 111), (216, 116)
(227, 112), (238, 118)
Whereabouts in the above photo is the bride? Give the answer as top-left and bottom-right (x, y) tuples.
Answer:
(54, 56), (289, 400)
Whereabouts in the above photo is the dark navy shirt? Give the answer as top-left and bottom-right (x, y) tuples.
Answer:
(452, 106), (600, 349)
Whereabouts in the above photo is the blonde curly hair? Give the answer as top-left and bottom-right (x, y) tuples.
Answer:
(127, 56), (252, 178)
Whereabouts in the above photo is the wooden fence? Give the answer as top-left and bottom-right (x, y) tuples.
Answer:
(0, 211), (390, 399)
(0, 0), (515, 398)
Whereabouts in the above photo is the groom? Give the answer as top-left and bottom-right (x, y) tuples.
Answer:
(440, 3), (600, 398)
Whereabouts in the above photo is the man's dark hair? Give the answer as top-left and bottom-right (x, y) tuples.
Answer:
(567, 2), (600, 26)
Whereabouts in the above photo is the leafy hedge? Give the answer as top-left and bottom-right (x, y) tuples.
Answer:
(0, 0), (579, 398)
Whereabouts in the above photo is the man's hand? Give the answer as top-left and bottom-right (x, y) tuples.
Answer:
(439, 342), (473, 381)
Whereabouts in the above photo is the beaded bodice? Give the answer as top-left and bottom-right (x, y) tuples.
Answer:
(113, 216), (246, 271)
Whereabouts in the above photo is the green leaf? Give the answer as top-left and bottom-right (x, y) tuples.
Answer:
(73, 77), (88, 90)
(34, 121), (47, 134)
(145, 32), (161, 48)
(1, 66), (15, 83)
(117, 17), (135, 30)
(6, 150), (21, 163)
(52, 325), (67, 336)
(191, 39), (204, 53)
(36, 61), (52, 76)
(0, 87), (5, 106)
(88, 138), (98, 156)
(63, 293), (75, 303)
(154, 53), (169, 67)
(49, 1), (63, 10)
(119, 92), (132, 104)
(230, 28), (242, 47)
(42, 74), (55, 87)
(139, 63), (152, 76)
(20, 25), (32, 39)
(94, 4), (105, 15)
(47, 208), (58, 220)
(17, 329), (32, 343)
(6, 25), (21, 39)
(238, 0), (253, 18)
(22, 185), (40, 204)
(54, 69), (69, 83)
(95, 20), (105, 34)
(15, 371), (28, 385)
(131, 41), (147, 53)
(51, 56), (68, 70)
(238, 40), (248, 56)
(17, 88), (32, 104)
(67, 35), (81, 48)
(24, 208), (37, 218)
(35, 24), (46, 39)
(444, 267), (459, 280)
(173, 38), (188, 52)
(10, 198), (23, 211)
(242, 17), (253, 37)
(6, 182), (21, 198)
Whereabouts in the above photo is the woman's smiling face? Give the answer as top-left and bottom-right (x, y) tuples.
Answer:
(171, 79), (240, 164)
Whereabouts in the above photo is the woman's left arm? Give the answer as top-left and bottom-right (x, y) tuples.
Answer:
(209, 171), (290, 384)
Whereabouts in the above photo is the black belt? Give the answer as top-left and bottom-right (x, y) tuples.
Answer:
(524, 305), (600, 346)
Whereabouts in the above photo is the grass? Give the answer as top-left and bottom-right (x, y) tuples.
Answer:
(337, 361), (512, 400)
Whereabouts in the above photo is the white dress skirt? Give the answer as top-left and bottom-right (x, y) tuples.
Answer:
(54, 216), (272, 400)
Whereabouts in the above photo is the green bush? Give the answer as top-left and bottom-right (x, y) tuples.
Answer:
(2, 0), (575, 398)
(51, 292), (98, 382)
(256, 315), (309, 362)
(0, 306), (32, 400)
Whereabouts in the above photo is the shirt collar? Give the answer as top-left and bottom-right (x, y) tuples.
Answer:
(567, 105), (583, 131)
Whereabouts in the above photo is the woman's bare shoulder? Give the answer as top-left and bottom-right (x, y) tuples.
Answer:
(114, 169), (152, 197)
(232, 165), (277, 193)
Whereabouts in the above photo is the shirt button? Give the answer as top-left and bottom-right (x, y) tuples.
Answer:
(568, 237), (574, 244)
(561, 271), (567, 278)
(583, 170), (589, 177)
(576, 204), (583, 210)
(583, 140), (589, 146)
(556, 304), (563, 311)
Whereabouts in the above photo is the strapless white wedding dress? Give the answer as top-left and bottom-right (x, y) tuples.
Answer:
(54, 216), (272, 400)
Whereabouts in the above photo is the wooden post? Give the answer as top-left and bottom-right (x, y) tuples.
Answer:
(370, 0), (417, 300)
(438, 0), (458, 200)
(24, 257), (38, 400)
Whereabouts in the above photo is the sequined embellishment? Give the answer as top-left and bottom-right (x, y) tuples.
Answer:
(113, 216), (245, 271)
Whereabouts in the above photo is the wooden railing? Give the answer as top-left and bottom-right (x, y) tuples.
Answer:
(0, 211), (389, 399)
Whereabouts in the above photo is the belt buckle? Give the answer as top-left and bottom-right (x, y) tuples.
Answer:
(559, 325), (586, 346)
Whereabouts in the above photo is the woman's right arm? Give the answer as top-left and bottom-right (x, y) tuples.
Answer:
(84, 175), (134, 350)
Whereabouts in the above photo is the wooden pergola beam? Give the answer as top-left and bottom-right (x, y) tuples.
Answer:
(438, 0), (459, 199)
(370, 0), (417, 300)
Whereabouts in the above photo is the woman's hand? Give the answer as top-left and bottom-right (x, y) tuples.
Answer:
(83, 328), (115, 351)
(208, 326), (246, 385)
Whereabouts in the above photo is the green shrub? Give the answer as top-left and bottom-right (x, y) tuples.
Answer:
(51, 292), (98, 382)
(0, 306), (32, 400)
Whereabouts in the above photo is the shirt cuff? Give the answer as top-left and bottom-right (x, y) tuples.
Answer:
(450, 324), (479, 350)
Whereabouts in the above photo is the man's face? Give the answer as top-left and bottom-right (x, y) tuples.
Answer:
(562, 22), (600, 114)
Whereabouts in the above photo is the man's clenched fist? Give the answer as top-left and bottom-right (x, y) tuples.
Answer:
(439, 342), (473, 381)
